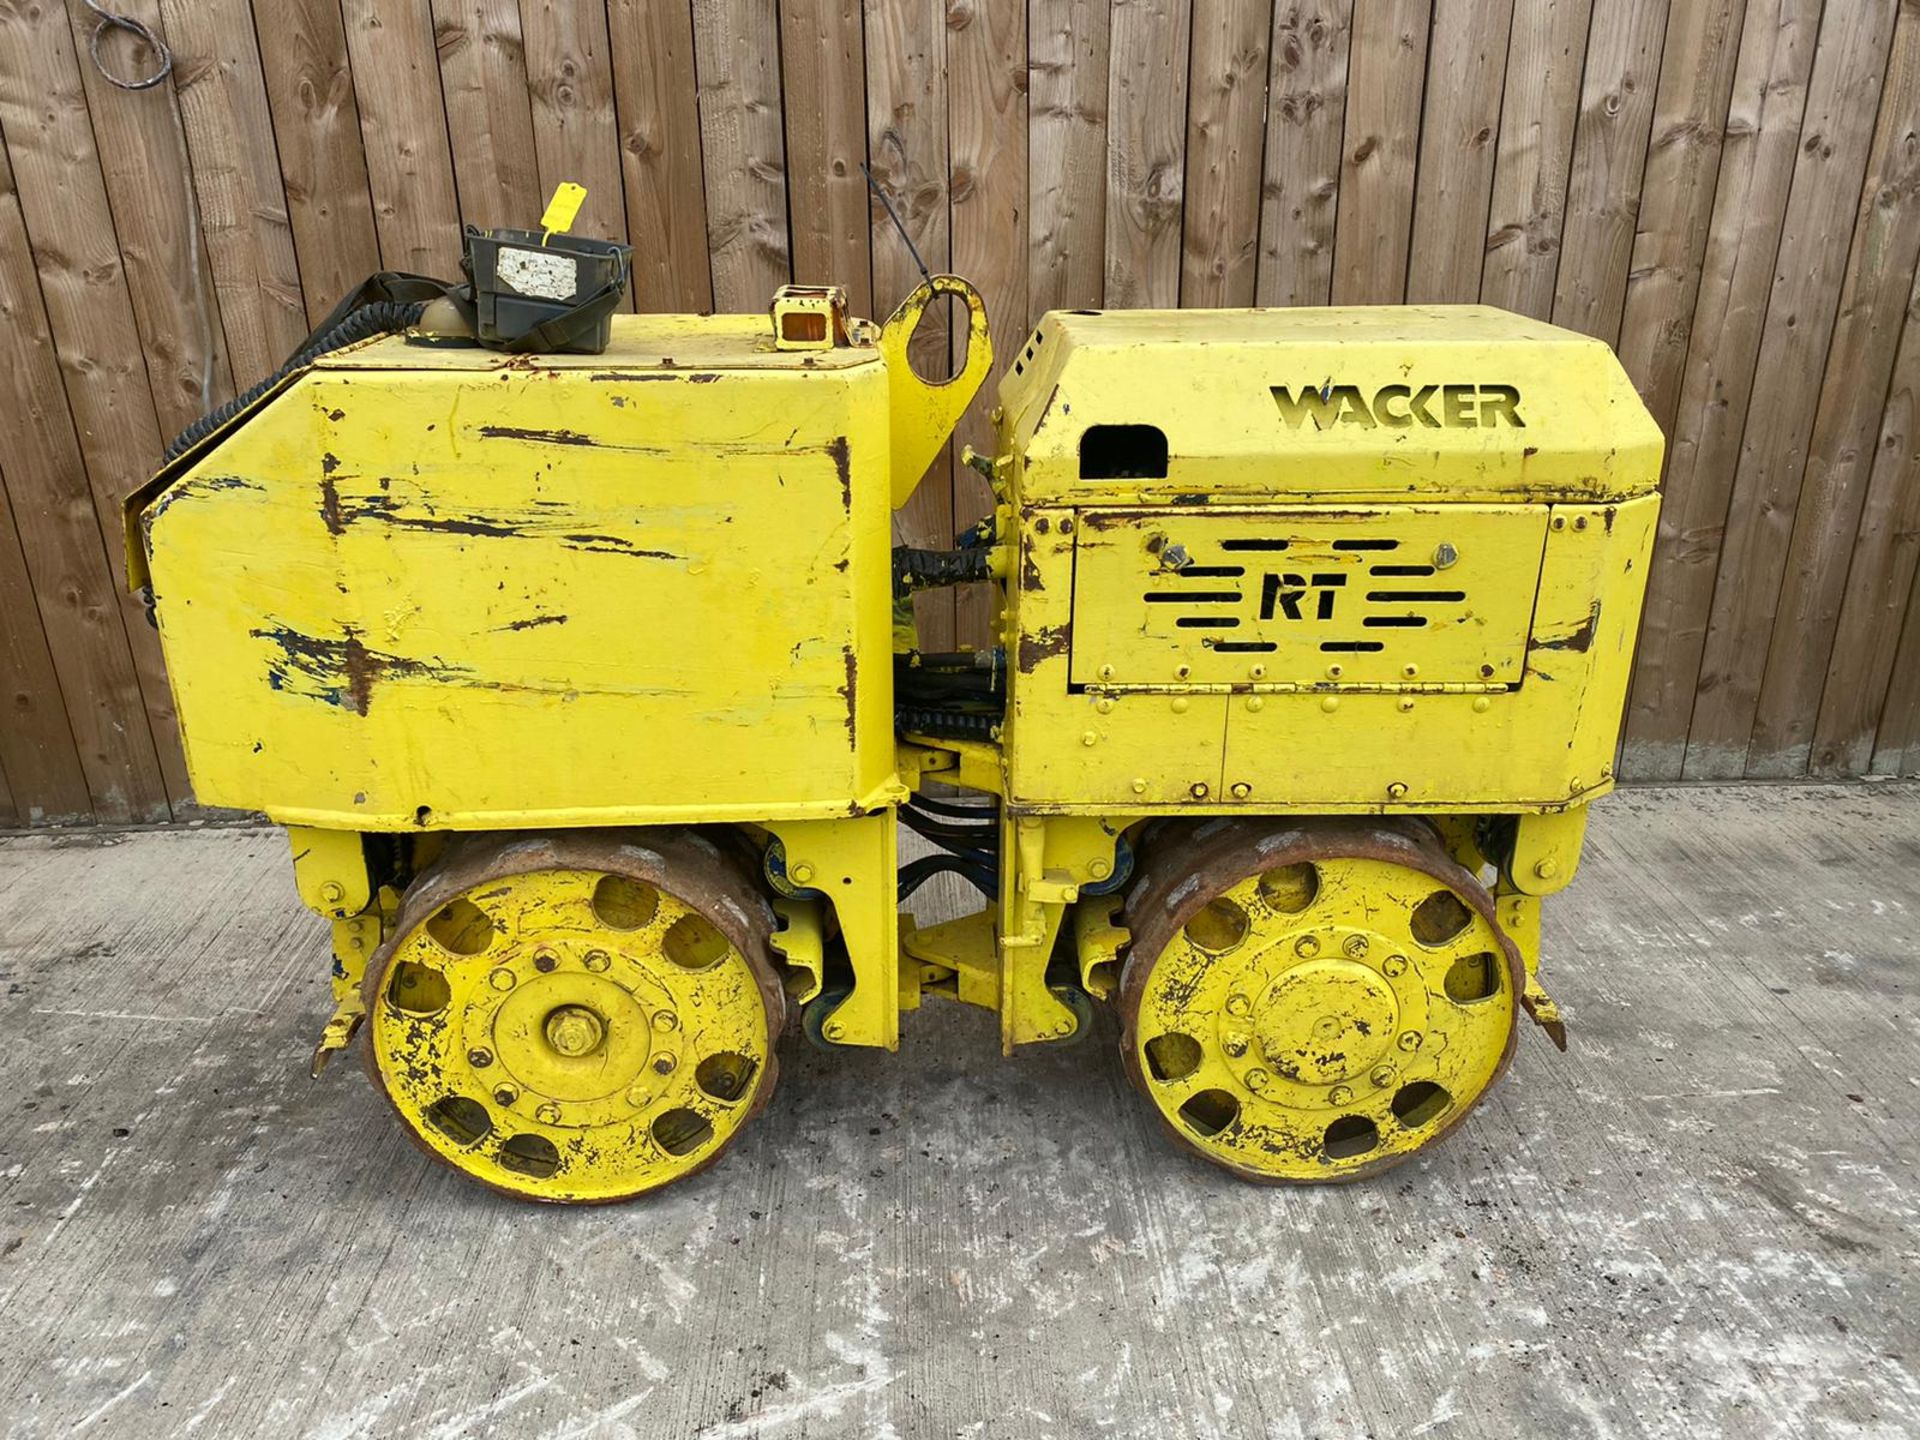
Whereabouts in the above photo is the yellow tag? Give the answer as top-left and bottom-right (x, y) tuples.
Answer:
(539, 182), (588, 243)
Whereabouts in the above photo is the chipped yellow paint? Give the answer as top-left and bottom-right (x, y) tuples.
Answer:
(366, 866), (774, 1202)
(1128, 857), (1517, 1181)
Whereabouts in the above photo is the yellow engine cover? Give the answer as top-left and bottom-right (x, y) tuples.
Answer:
(997, 305), (1664, 813)
(129, 312), (918, 831)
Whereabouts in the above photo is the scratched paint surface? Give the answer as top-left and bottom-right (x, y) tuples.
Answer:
(1, 784), (1917, 1437)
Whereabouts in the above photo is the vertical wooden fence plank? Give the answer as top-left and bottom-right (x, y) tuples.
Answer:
(1614, 0), (1747, 438)
(607, 0), (712, 312)
(950, 0), (1026, 644)
(1550, 0), (1671, 344)
(0, 128), (170, 822)
(1105, 0), (1192, 307)
(1751, 9), (1920, 775)
(1869, 573), (1920, 773)
(1815, 276), (1920, 775)
(0, 15), (187, 814)
(0, 478), (92, 825)
(867, 0), (954, 647)
(340, 0), (465, 276)
(1029, 0), (1109, 318)
(156, 0), (310, 384)
(1255, 0), (1350, 306)
(1685, 0), (1899, 779)
(1181, 0), (1273, 307)
(1331, 0), (1429, 304)
(520, 0), (630, 284)
(779, 0), (873, 313)
(430, 0), (543, 231)
(693, 0), (791, 310)
(1481, 0), (1592, 318)
(253, 0), (384, 322)
(66, 0), (236, 439)
(1405, 0), (1515, 304)
(1619, 0), (1817, 780)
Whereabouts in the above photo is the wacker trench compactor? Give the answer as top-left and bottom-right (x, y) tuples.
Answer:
(125, 217), (1661, 1201)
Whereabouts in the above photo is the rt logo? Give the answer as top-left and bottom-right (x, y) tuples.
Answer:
(1271, 383), (1525, 430)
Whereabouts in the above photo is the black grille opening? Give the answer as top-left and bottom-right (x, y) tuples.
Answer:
(1079, 424), (1168, 479)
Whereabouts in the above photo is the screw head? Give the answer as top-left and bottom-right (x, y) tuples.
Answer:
(1132, 778), (1149, 794)
(1321, 696), (1341, 713)
(652, 1053), (677, 1075)
(1189, 782), (1210, 800)
(1343, 934), (1369, 959)
(1246, 696), (1265, 712)
(1223, 1034), (1248, 1058)
(1250, 664), (1266, 679)
(1096, 698), (1115, 714)
(1100, 664), (1116, 680)
(1230, 782), (1252, 800)
(584, 949), (611, 972)
(1397, 1030), (1423, 1052)
(1295, 934), (1321, 958)
(1088, 858), (1112, 880)
(790, 861), (815, 885)
(493, 1083), (519, 1105)
(466, 1048), (493, 1068)
(534, 951), (558, 973)
(1434, 542), (1459, 568)
(1171, 697), (1190, 714)
(489, 968), (515, 992)
(1370, 1065), (1397, 1089)
(1225, 992), (1252, 1018)
(1473, 695), (1492, 713)
(823, 1021), (844, 1041)
(652, 1009), (678, 1032)
(535, 1103), (562, 1125)
(1386, 781), (1408, 800)
(1245, 1068), (1271, 1093)
(1326, 663), (1344, 680)
(320, 880), (345, 905)
(1082, 730), (1099, 746)
(1534, 857), (1560, 879)
(1383, 954), (1408, 978)
(1398, 697), (1416, 713)
(1328, 1085), (1354, 1106)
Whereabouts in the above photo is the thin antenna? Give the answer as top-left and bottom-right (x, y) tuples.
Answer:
(861, 162), (932, 289)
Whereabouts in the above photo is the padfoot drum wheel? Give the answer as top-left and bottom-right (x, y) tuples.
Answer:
(1117, 818), (1521, 1182)
(362, 828), (784, 1202)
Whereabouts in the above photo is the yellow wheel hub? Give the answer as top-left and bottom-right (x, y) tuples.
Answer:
(1120, 822), (1520, 1182)
(365, 833), (781, 1203)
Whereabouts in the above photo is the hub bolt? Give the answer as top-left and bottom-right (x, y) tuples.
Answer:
(626, 1083), (652, 1108)
(489, 969), (515, 992)
(320, 881), (345, 905)
(1397, 1030), (1423, 1052)
(1370, 1065), (1396, 1089)
(493, 1083), (519, 1106)
(536, 1103), (562, 1125)
(584, 949), (611, 972)
(652, 1009), (679, 1033)
(1089, 858), (1112, 880)
(1223, 1034), (1248, 1058)
(1245, 1068), (1271, 1093)
(534, 951), (558, 973)
(653, 1054), (677, 1075)
(1383, 954), (1408, 978)
(467, 1048), (493, 1068)
(544, 1005), (605, 1058)
(1343, 934), (1369, 959)
(791, 861), (816, 885)
(1328, 1085), (1353, 1106)
(1294, 935), (1321, 959)
(1224, 993), (1251, 1018)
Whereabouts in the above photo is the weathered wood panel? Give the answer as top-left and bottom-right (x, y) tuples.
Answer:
(5, 0), (1920, 822)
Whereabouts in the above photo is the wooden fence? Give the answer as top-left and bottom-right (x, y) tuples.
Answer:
(1, 0), (1917, 826)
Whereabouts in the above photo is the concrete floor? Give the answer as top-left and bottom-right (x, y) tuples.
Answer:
(0, 784), (1916, 1438)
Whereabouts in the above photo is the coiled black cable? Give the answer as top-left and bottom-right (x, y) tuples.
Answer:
(162, 300), (427, 462)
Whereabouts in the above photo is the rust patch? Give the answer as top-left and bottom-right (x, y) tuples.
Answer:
(478, 424), (596, 446)
(320, 475), (345, 536)
(322, 452), (341, 474)
(1016, 623), (1071, 672)
(839, 644), (859, 745)
(827, 435), (852, 509)
(251, 623), (467, 715)
(688, 372), (721, 384)
(497, 613), (569, 632)
(1530, 601), (1601, 654)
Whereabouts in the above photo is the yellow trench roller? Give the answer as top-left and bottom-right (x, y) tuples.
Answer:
(128, 262), (1661, 1201)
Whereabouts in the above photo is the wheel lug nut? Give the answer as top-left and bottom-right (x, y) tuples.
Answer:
(1222, 1034), (1248, 1058)
(651, 1010), (678, 1033)
(467, 1048), (493, 1068)
(489, 968), (515, 991)
(1245, 1068), (1271, 1093)
(1383, 954), (1408, 978)
(493, 1083), (519, 1105)
(652, 1054), (677, 1075)
(1370, 1065), (1396, 1089)
(536, 1103), (562, 1125)
(1294, 935), (1320, 958)
(534, 950), (558, 973)
(1343, 934), (1369, 959)
(1224, 993), (1251, 1018)
(1328, 1084), (1353, 1106)
(584, 949), (611, 972)
(1397, 1030), (1423, 1052)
